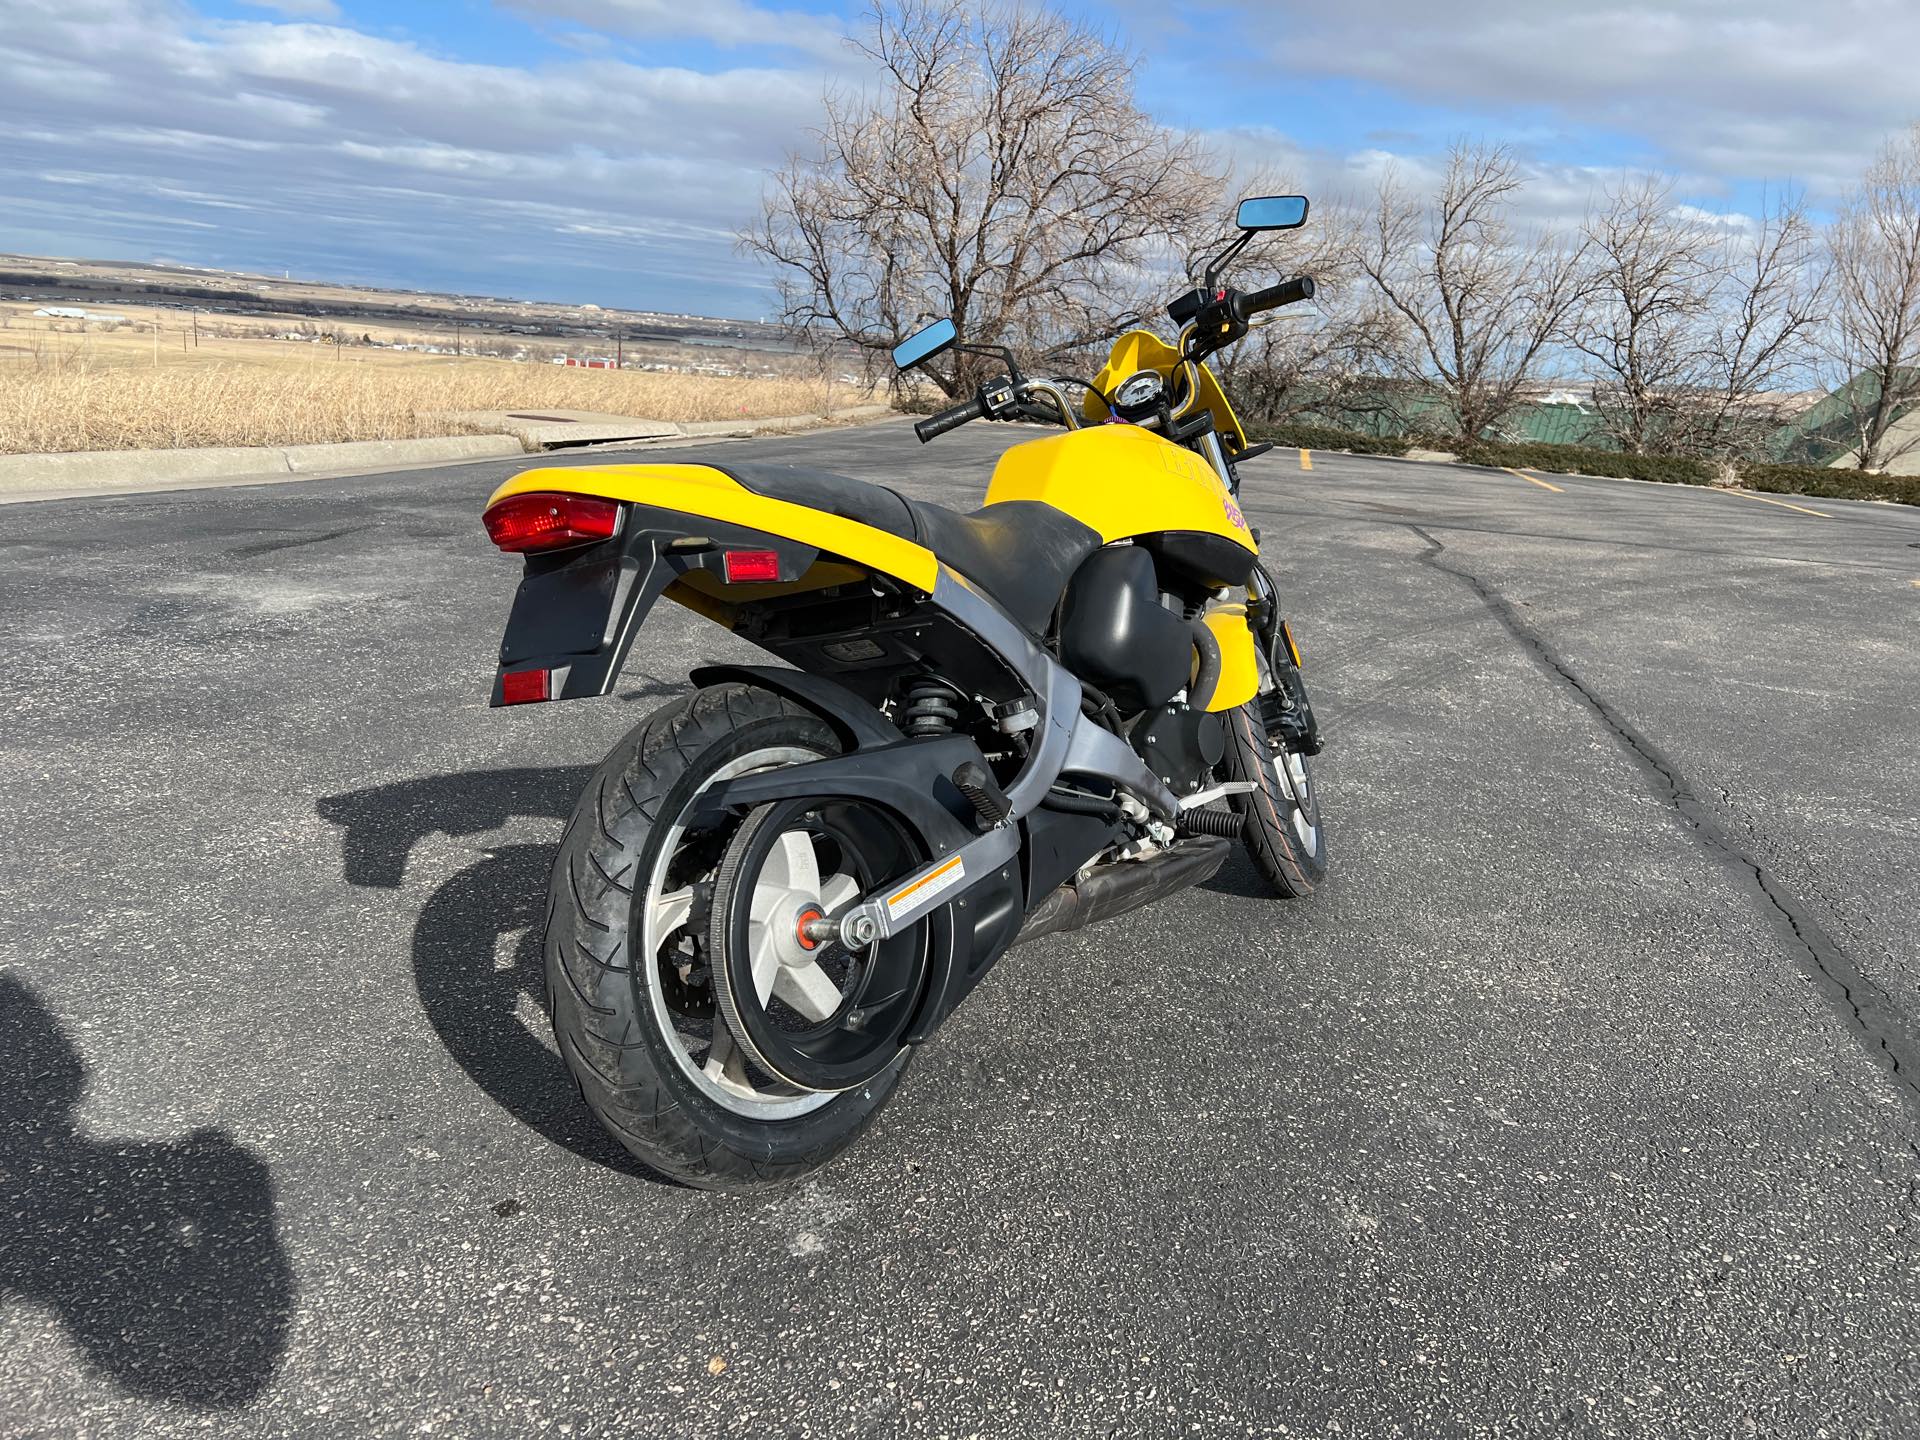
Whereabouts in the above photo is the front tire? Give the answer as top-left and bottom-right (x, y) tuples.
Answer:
(1223, 702), (1327, 898)
(545, 684), (909, 1190)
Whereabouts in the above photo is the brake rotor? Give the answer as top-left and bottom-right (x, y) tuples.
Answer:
(708, 797), (926, 1093)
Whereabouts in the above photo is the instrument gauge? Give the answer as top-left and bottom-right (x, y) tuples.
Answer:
(1112, 370), (1165, 417)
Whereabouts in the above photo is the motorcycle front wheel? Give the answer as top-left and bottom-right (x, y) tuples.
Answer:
(545, 683), (911, 1190)
(1224, 701), (1327, 898)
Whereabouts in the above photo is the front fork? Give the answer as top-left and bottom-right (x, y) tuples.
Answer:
(1247, 557), (1324, 757)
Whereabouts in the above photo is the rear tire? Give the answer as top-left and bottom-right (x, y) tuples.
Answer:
(1223, 702), (1327, 898)
(545, 684), (910, 1190)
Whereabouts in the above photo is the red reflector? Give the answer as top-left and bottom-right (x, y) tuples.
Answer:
(499, 668), (550, 705)
(722, 549), (781, 583)
(483, 492), (620, 553)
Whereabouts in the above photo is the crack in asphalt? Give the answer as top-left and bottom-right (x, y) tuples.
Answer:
(1409, 523), (1920, 1115)
(224, 525), (365, 560)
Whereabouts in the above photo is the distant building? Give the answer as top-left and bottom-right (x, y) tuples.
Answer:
(33, 306), (128, 322)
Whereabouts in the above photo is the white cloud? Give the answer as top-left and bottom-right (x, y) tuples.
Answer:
(1218, 0), (1919, 197)
(501, 0), (849, 61)
(236, 0), (340, 18)
(0, 0), (833, 311)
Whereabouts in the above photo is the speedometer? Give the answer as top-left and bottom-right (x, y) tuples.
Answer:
(1113, 370), (1165, 415)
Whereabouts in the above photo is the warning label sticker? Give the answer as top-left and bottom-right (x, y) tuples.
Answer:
(886, 855), (966, 920)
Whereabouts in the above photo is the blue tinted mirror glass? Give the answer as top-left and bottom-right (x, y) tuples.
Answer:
(892, 318), (957, 370)
(1236, 195), (1309, 231)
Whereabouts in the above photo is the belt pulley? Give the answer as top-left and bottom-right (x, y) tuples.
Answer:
(708, 796), (928, 1092)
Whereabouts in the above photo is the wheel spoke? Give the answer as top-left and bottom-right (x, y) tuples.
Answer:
(763, 828), (820, 894)
(653, 886), (695, 941)
(818, 871), (861, 913)
(703, 1024), (750, 1092)
(774, 960), (843, 1023)
(746, 918), (782, 1004)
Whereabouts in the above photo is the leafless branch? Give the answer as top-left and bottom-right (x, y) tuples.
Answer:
(741, 0), (1223, 396)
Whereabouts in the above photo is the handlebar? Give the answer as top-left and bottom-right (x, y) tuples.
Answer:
(915, 393), (988, 444)
(1242, 274), (1315, 316)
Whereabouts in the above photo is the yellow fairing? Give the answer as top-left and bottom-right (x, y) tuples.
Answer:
(1200, 605), (1260, 712)
(985, 425), (1256, 552)
(486, 464), (939, 594)
(1080, 330), (1250, 451)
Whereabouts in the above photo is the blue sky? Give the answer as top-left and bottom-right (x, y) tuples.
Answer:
(3, 1), (1914, 318)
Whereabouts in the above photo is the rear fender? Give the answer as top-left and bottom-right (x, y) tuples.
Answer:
(689, 664), (900, 751)
(491, 505), (822, 705)
(488, 464), (939, 592)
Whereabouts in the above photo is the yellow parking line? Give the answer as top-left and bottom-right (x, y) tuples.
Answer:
(1298, 448), (1313, 471)
(1503, 467), (1563, 493)
(1722, 488), (1830, 519)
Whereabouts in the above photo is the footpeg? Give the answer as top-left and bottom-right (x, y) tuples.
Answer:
(951, 761), (1011, 830)
(1178, 805), (1244, 838)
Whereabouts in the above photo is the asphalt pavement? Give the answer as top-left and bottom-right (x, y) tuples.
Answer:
(2, 419), (1917, 1438)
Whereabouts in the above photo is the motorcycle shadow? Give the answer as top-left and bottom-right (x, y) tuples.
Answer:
(1199, 849), (1282, 900)
(316, 767), (659, 1180)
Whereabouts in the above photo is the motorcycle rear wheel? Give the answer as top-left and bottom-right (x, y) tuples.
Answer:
(545, 684), (910, 1190)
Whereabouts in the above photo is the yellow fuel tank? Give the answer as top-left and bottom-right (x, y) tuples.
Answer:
(984, 424), (1256, 552)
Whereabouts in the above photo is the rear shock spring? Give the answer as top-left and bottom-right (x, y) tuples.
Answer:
(899, 676), (965, 738)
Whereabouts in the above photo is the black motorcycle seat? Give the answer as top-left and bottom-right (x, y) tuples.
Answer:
(716, 462), (1102, 634)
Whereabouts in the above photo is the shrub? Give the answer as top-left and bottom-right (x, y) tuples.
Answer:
(1244, 424), (1920, 507)
(1735, 461), (1920, 506)
(1454, 440), (1714, 486)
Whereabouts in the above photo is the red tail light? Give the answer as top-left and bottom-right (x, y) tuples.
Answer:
(484, 492), (620, 553)
(722, 549), (781, 583)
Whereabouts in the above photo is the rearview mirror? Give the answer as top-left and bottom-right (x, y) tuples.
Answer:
(1236, 195), (1309, 232)
(892, 318), (957, 370)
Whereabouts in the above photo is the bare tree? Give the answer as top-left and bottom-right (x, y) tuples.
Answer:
(1564, 177), (1718, 453)
(743, 0), (1223, 395)
(1691, 190), (1824, 457)
(1825, 124), (1920, 472)
(1566, 180), (1821, 457)
(1358, 142), (1587, 440)
(1212, 198), (1404, 430)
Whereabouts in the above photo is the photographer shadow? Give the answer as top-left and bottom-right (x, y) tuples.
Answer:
(316, 766), (653, 1176)
(0, 976), (294, 1406)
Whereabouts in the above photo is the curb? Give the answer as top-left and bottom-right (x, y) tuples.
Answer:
(0, 435), (524, 504)
(672, 404), (894, 439)
(1288, 445), (1915, 511)
(0, 407), (901, 506)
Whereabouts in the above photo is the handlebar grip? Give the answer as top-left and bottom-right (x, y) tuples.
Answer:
(1244, 275), (1316, 315)
(914, 393), (988, 443)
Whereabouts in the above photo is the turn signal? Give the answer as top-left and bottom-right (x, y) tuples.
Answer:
(722, 549), (781, 583)
(483, 492), (620, 553)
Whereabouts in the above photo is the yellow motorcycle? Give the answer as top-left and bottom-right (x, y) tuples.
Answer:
(480, 195), (1326, 1188)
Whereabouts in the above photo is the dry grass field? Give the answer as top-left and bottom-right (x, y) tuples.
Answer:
(0, 303), (872, 454)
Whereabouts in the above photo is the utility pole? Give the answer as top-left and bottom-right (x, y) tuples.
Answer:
(616, 329), (623, 370)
